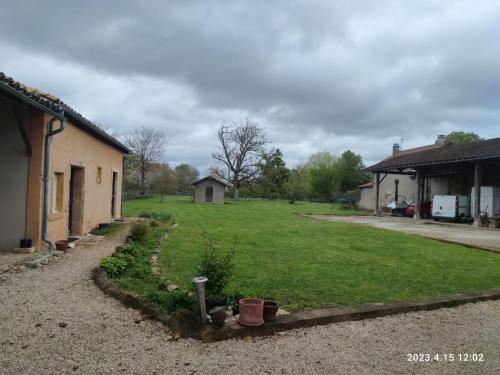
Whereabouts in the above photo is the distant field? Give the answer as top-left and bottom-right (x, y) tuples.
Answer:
(124, 197), (500, 310)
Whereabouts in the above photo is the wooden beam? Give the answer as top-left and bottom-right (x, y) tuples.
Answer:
(414, 169), (422, 220)
(375, 172), (380, 216)
(473, 162), (482, 226)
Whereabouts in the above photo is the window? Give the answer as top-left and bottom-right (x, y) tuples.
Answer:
(52, 172), (64, 213)
(97, 167), (102, 184)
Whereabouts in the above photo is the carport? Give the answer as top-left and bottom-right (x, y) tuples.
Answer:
(0, 97), (31, 250)
(367, 138), (500, 226)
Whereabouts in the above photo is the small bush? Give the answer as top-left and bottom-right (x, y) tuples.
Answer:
(226, 289), (245, 315)
(197, 236), (236, 303)
(150, 219), (160, 227)
(143, 289), (196, 313)
(90, 223), (120, 236)
(130, 221), (149, 241)
(100, 252), (134, 278)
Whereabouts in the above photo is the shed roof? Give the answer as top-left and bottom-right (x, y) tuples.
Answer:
(367, 138), (500, 172)
(192, 175), (232, 187)
(0, 72), (129, 154)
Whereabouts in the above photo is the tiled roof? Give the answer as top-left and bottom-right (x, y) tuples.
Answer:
(192, 174), (232, 187)
(367, 138), (500, 172)
(0, 72), (128, 153)
(382, 143), (444, 161)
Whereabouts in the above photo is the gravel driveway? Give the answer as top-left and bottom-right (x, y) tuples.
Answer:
(1, 227), (499, 374)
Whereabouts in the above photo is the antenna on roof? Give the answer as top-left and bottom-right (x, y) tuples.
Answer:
(400, 137), (407, 150)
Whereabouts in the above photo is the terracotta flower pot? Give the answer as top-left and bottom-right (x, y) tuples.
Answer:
(55, 240), (70, 252)
(263, 301), (279, 321)
(237, 298), (264, 326)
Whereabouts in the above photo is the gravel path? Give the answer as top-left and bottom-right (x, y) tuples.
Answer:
(1, 226), (499, 375)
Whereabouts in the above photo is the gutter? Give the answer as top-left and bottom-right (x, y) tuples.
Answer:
(42, 113), (65, 251)
(0, 80), (64, 120)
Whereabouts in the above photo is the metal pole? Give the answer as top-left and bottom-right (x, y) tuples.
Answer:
(192, 277), (208, 324)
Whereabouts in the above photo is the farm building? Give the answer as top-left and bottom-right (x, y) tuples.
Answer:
(192, 175), (231, 204)
(366, 136), (500, 226)
(0, 72), (128, 252)
(359, 136), (446, 211)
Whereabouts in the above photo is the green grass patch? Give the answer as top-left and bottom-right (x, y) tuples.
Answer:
(90, 223), (122, 236)
(124, 197), (500, 311)
(100, 220), (196, 313)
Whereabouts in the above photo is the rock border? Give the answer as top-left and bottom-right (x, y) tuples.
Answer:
(92, 266), (171, 325)
(200, 289), (500, 342)
(93, 264), (500, 342)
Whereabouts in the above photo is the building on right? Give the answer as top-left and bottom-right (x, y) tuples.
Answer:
(364, 136), (500, 226)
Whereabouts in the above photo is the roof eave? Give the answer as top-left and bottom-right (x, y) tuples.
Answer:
(368, 154), (500, 173)
(0, 80), (65, 120)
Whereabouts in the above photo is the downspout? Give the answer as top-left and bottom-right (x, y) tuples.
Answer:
(42, 113), (65, 251)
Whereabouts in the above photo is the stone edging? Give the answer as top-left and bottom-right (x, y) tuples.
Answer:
(92, 267), (171, 325)
(200, 289), (500, 342)
(93, 263), (500, 343)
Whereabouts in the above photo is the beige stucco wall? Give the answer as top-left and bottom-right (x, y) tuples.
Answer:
(194, 179), (225, 204)
(44, 114), (124, 246)
(360, 174), (417, 211)
(358, 187), (374, 211)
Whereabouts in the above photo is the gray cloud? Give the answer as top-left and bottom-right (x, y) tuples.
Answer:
(1, 0), (500, 171)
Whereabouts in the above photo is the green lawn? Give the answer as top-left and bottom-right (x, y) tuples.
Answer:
(124, 197), (500, 310)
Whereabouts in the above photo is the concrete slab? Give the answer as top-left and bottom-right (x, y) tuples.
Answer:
(305, 214), (500, 253)
(13, 247), (36, 254)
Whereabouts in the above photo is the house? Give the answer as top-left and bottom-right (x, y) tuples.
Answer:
(367, 136), (500, 225)
(192, 175), (231, 204)
(359, 136), (446, 211)
(0, 72), (129, 252)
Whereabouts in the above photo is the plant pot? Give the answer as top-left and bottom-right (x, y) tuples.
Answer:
(55, 240), (70, 252)
(237, 298), (264, 326)
(263, 301), (279, 321)
(209, 306), (226, 327)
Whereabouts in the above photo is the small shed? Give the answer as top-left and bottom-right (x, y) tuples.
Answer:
(192, 175), (231, 204)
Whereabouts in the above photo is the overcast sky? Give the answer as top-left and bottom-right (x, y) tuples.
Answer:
(1, 1), (500, 172)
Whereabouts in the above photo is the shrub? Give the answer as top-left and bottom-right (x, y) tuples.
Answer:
(226, 289), (245, 315)
(100, 252), (134, 278)
(90, 223), (120, 236)
(150, 219), (160, 227)
(130, 221), (149, 241)
(143, 289), (196, 313)
(197, 236), (236, 303)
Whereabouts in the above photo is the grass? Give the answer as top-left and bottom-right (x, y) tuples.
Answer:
(90, 223), (122, 236)
(124, 196), (500, 311)
(106, 222), (196, 313)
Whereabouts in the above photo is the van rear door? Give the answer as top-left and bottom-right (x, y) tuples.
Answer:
(432, 195), (457, 219)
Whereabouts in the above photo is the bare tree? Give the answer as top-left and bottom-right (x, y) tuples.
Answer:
(212, 119), (267, 200)
(126, 126), (167, 191)
(174, 163), (199, 195)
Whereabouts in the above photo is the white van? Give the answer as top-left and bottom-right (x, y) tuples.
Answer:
(432, 195), (470, 222)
